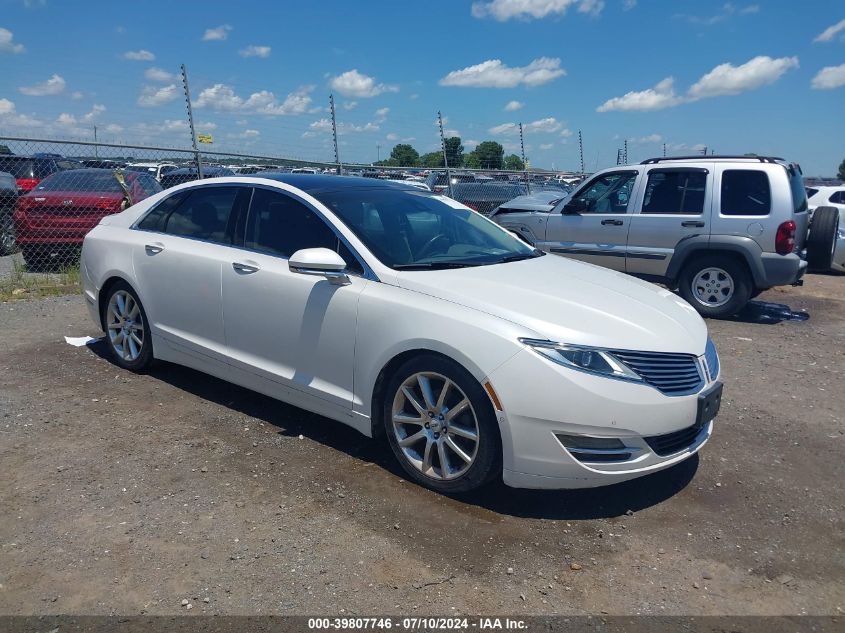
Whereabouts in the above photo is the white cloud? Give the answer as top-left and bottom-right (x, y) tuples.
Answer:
(195, 83), (314, 115)
(145, 67), (175, 82)
(676, 3), (760, 26)
(560, 128), (573, 137)
(104, 123), (124, 134)
(308, 117), (379, 135)
(82, 104), (106, 122)
(342, 101), (357, 110)
(0, 27), (24, 54)
(56, 113), (76, 126)
(811, 64), (845, 90)
(489, 116), (563, 135)
(123, 49), (155, 61)
(137, 84), (179, 107)
(623, 0), (637, 10)
(440, 57), (565, 88)
(330, 69), (398, 98)
(239, 45), (271, 58)
(241, 129), (260, 137)
(504, 100), (524, 111)
(687, 55), (798, 99)
(628, 133), (663, 144)
(375, 107), (389, 122)
(196, 121), (217, 130)
(202, 25), (232, 41)
(471, 0), (604, 21)
(813, 19), (845, 43)
(386, 133), (399, 141)
(597, 77), (682, 112)
(19, 74), (66, 96)
(0, 98), (15, 115)
(539, 143), (554, 150)
(71, 91), (83, 100)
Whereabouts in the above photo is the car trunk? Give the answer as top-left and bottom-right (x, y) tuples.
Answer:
(15, 191), (124, 241)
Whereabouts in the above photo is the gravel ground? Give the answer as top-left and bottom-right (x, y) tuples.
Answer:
(0, 274), (843, 616)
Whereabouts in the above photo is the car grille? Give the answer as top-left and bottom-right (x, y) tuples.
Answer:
(645, 419), (706, 457)
(611, 350), (704, 396)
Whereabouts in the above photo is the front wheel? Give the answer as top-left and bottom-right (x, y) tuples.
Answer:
(383, 354), (501, 493)
(102, 281), (154, 372)
(677, 255), (752, 318)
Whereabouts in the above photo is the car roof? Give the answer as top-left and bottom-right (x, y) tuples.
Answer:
(254, 173), (420, 194)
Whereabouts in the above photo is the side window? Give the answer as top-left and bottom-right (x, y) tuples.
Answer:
(245, 189), (364, 274)
(571, 171), (637, 214)
(137, 190), (190, 231)
(721, 170), (771, 216)
(164, 186), (240, 242)
(829, 191), (845, 204)
(641, 170), (706, 215)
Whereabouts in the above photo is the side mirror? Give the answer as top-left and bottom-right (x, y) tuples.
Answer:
(289, 247), (349, 284)
(562, 199), (587, 214)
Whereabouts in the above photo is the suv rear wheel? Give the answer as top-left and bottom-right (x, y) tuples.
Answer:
(806, 206), (840, 271)
(678, 255), (752, 318)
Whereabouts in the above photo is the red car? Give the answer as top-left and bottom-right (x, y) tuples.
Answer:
(14, 168), (161, 270)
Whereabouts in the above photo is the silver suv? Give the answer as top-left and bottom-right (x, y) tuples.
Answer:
(490, 155), (838, 318)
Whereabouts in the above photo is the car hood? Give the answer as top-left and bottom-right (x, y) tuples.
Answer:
(395, 254), (707, 355)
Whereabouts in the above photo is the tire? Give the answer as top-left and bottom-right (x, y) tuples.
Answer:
(382, 354), (501, 493)
(806, 206), (839, 271)
(101, 280), (154, 372)
(0, 213), (16, 256)
(21, 245), (47, 272)
(678, 255), (752, 318)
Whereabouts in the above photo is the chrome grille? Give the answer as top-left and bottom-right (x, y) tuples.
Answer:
(611, 350), (703, 396)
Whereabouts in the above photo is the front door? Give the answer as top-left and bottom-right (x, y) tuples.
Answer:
(626, 167), (712, 277)
(221, 187), (368, 416)
(542, 170), (639, 271)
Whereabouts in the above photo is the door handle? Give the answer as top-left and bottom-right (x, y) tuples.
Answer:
(681, 220), (705, 228)
(601, 219), (624, 226)
(232, 262), (260, 274)
(144, 243), (164, 255)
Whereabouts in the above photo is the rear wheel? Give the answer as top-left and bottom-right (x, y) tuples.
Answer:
(21, 245), (47, 272)
(0, 214), (15, 256)
(678, 255), (752, 318)
(383, 354), (501, 493)
(806, 206), (839, 271)
(102, 281), (154, 372)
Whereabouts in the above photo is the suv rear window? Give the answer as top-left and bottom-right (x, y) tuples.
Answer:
(0, 157), (35, 179)
(721, 170), (771, 216)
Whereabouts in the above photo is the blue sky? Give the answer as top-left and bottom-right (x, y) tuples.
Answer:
(1, 0), (844, 175)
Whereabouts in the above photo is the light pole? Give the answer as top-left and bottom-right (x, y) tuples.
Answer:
(376, 144), (381, 163)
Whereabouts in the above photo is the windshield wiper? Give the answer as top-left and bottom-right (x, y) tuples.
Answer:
(495, 251), (545, 264)
(393, 262), (483, 270)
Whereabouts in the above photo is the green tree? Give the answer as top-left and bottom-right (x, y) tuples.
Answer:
(444, 137), (464, 167)
(504, 154), (525, 171)
(0, 145), (11, 155)
(420, 151), (444, 168)
(838, 158), (845, 181)
(389, 144), (419, 167)
(472, 141), (504, 169)
(464, 152), (481, 169)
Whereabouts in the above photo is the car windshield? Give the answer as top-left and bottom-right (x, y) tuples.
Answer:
(35, 170), (125, 192)
(0, 158), (35, 179)
(317, 188), (541, 269)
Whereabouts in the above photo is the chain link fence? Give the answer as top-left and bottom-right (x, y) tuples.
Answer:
(0, 136), (580, 293)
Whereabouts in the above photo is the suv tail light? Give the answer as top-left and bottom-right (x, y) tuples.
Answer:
(16, 178), (40, 193)
(775, 220), (796, 255)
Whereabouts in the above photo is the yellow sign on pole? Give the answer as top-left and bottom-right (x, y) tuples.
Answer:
(197, 133), (213, 144)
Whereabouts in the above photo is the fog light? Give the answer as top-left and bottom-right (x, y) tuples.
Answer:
(555, 434), (625, 450)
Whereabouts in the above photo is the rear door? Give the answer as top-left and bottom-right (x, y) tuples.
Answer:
(626, 166), (712, 277)
(132, 184), (250, 363)
(542, 169), (639, 271)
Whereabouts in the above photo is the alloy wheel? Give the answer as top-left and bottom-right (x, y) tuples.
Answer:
(391, 371), (480, 480)
(107, 290), (144, 362)
(691, 267), (734, 308)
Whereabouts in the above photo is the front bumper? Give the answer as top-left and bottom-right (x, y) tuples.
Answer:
(487, 348), (718, 489)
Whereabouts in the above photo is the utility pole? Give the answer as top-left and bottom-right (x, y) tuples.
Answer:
(519, 122), (529, 191)
(578, 130), (584, 174)
(93, 125), (98, 158)
(376, 144), (381, 164)
(616, 148), (623, 165)
(663, 143), (667, 157)
(437, 110), (452, 198)
(623, 139), (628, 165)
(329, 93), (341, 175)
(181, 63), (202, 179)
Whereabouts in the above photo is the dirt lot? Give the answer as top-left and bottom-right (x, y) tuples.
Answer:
(0, 274), (843, 616)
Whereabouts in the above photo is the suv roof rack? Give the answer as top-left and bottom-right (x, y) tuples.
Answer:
(640, 155), (785, 164)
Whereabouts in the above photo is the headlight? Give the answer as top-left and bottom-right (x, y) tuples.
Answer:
(519, 338), (642, 382)
(704, 337), (720, 381)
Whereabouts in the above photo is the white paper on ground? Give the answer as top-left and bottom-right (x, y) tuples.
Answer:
(64, 336), (99, 347)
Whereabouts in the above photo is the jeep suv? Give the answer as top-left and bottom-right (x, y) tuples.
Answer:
(491, 156), (837, 318)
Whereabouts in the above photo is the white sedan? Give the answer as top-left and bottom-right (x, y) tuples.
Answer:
(80, 175), (722, 492)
